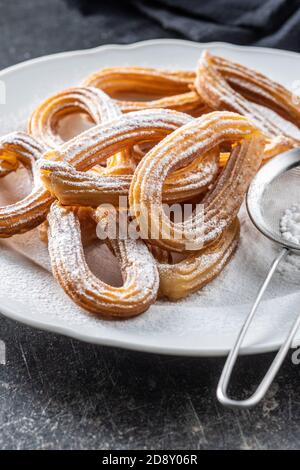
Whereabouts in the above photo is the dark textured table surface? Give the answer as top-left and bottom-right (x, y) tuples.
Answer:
(0, 0), (299, 450)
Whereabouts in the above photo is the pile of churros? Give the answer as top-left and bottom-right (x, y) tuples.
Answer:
(0, 50), (299, 319)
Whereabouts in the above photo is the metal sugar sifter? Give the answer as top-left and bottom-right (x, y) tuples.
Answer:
(217, 148), (300, 408)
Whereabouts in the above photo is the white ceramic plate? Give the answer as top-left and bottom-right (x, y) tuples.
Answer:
(1, 39), (300, 356)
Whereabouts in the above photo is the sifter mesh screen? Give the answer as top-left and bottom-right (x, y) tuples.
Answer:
(259, 166), (300, 237)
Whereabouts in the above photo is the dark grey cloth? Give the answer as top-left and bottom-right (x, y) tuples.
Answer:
(133, 0), (300, 51)
(69, 0), (300, 52)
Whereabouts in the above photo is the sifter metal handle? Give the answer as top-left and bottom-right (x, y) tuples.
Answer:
(217, 248), (300, 408)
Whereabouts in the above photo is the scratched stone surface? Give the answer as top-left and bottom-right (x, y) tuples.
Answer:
(0, 0), (299, 450)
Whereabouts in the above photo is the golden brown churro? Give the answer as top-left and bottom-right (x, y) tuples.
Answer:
(39, 147), (219, 206)
(28, 85), (136, 175)
(29, 87), (121, 148)
(129, 111), (263, 252)
(28, 86), (136, 240)
(83, 66), (208, 116)
(47, 202), (159, 318)
(195, 51), (298, 158)
(0, 132), (53, 237)
(157, 219), (240, 300)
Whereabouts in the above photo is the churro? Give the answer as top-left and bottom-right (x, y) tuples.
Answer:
(83, 66), (207, 116)
(195, 51), (297, 158)
(129, 111), (263, 252)
(47, 203), (159, 318)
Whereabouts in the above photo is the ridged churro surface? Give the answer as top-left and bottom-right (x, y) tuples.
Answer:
(83, 66), (207, 116)
(47, 203), (159, 318)
(195, 51), (298, 158)
(129, 111), (263, 252)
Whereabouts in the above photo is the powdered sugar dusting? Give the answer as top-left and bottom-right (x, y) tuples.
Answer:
(1, 45), (300, 351)
(46, 203), (159, 316)
(280, 204), (300, 244)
